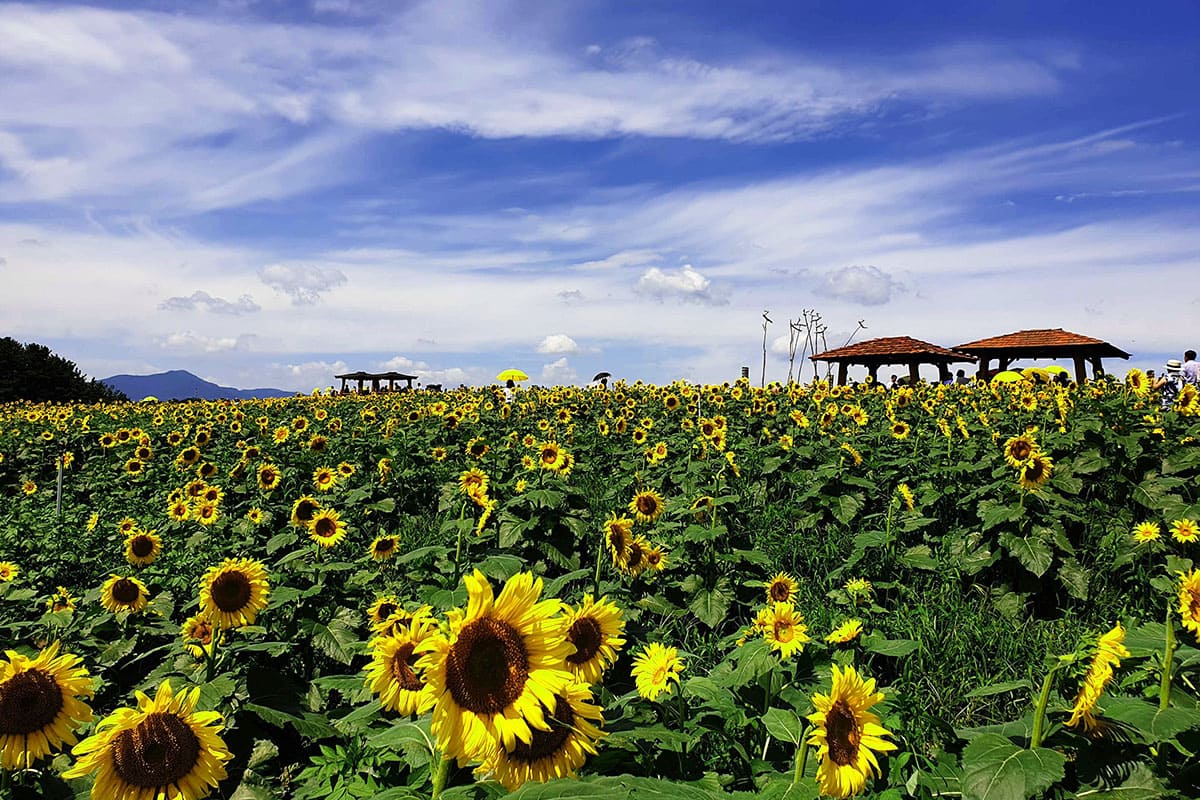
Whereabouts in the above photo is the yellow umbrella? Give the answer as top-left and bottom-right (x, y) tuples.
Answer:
(496, 369), (529, 383)
(1021, 367), (1050, 383)
(991, 370), (1025, 383)
(1043, 365), (1069, 375)
(138, 395), (159, 403)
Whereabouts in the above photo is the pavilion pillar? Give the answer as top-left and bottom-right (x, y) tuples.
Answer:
(1073, 356), (1086, 384)
(837, 363), (848, 386)
(999, 358), (1011, 372)
(339, 378), (347, 392)
(978, 357), (990, 378)
(937, 364), (950, 384)
(908, 362), (920, 384)
(1090, 357), (1104, 379)
(868, 365), (879, 383)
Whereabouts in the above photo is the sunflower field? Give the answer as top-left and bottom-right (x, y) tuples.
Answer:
(2, 374), (1200, 799)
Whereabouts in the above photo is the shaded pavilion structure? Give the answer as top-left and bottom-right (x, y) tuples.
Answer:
(954, 328), (1130, 383)
(811, 336), (976, 386)
(334, 371), (417, 393)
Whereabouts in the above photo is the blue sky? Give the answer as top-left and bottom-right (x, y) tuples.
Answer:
(2, 0), (1198, 390)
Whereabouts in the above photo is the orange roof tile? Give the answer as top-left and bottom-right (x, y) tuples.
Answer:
(812, 336), (975, 362)
(955, 328), (1130, 358)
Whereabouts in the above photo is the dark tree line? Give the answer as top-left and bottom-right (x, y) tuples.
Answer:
(0, 337), (127, 403)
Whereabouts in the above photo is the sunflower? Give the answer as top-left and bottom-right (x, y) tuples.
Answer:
(479, 681), (605, 791)
(185, 479), (207, 499)
(366, 614), (439, 716)
(313, 466), (338, 493)
(199, 559), (270, 629)
(124, 458), (144, 475)
(256, 463), (281, 491)
(0, 641), (94, 769)
(177, 446), (201, 467)
(246, 507), (264, 525)
(807, 664), (897, 798)
(766, 572), (799, 603)
(1066, 623), (1130, 733)
(603, 513), (634, 567)
(87, 512), (99, 531)
(762, 602), (810, 659)
(630, 642), (684, 701)
(194, 501), (220, 526)
(826, 619), (864, 644)
(290, 495), (321, 528)
(1018, 453), (1054, 491)
(369, 535), (399, 561)
(691, 496), (715, 525)
(459, 468), (490, 500)
(272, 426), (289, 443)
(562, 595), (626, 684)
(118, 517), (139, 535)
(1003, 433), (1037, 467)
(64, 680), (231, 800)
(538, 442), (564, 471)
(1132, 521), (1161, 544)
(309, 509), (348, 548)
(47, 586), (75, 614)
(1178, 569), (1200, 638)
(368, 595), (403, 628)
(844, 578), (874, 605)
(643, 545), (668, 572)
(168, 500), (191, 522)
(896, 483), (915, 511)
(839, 443), (862, 465)
(416, 570), (575, 764)
(1125, 368), (1149, 396)
(628, 488), (665, 524)
(466, 437), (490, 459)
(1171, 518), (1199, 544)
(0, 562), (17, 582)
(432, 446), (448, 462)
(623, 536), (649, 576)
(181, 614), (218, 659)
(100, 575), (150, 614)
(124, 530), (162, 568)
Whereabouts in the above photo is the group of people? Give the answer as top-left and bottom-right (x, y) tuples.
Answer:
(1153, 350), (1199, 410)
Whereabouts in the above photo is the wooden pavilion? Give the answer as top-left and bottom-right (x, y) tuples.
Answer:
(334, 371), (417, 393)
(811, 336), (977, 386)
(954, 328), (1130, 383)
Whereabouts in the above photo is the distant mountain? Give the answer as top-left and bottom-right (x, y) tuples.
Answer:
(101, 370), (293, 401)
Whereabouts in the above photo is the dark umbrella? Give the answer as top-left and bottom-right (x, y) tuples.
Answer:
(592, 372), (611, 382)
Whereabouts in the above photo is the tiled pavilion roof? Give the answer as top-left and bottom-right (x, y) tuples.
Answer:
(955, 328), (1130, 359)
(812, 336), (976, 363)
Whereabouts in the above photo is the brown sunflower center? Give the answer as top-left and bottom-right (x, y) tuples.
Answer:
(374, 539), (396, 555)
(375, 602), (398, 622)
(636, 495), (658, 516)
(769, 581), (792, 603)
(210, 571), (251, 613)
(1024, 460), (1047, 482)
(389, 642), (423, 692)
(0, 668), (64, 735)
(507, 695), (574, 763)
(826, 699), (861, 766)
(627, 542), (645, 569)
(295, 500), (318, 522)
(314, 517), (337, 538)
(1010, 441), (1033, 460)
(774, 621), (793, 643)
(1188, 589), (1200, 620)
(445, 617), (529, 714)
(607, 525), (629, 552)
(565, 616), (602, 665)
(130, 536), (155, 558)
(540, 448), (557, 464)
(112, 579), (142, 605)
(111, 711), (201, 789)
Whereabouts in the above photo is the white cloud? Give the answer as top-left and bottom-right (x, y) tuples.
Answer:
(159, 331), (255, 353)
(536, 334), (579, 354)
(259, 264), (347, 305)
(159, 290), (260, 314)
(635, 264), (729, 305)
(813, 265), (904, 306)
(541, 356), (577, 384)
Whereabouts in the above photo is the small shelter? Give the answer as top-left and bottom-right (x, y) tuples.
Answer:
(810, 336), (976, 386)
(334, 371), (417, 393)
(954, 328), (1130, 384)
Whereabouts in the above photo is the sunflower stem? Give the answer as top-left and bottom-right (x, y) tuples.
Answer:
(592, 533), (605, 599)
(1030, 659), (1065, 749)
(1160, 602), (1177, 712)
(793, 732), (810, 786)
(431, 753), (452, 798)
